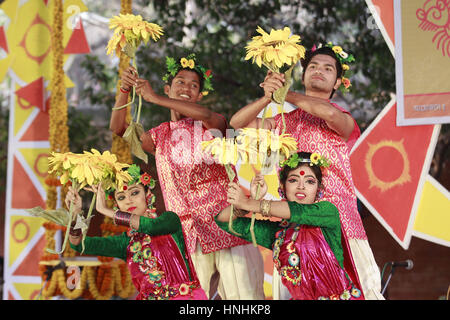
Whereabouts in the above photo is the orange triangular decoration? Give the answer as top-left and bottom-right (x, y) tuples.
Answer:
(13, 235), (46, 277)
(20, 111), (49, 141)
(15, 77), (45, 112)
(64, 19), (90, 54)
(350, 101), (436, 248)
(0, 26), (8, 53)
(12, 157), (45, 209)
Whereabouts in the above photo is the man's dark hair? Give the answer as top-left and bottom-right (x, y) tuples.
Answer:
(165, 68), (205, 91)
(300, 47), (344, 98)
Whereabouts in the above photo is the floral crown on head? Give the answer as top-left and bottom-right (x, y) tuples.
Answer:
(312, 42), (355, 91)
(280, 152), (331, 169)
(162, 53), (213, 96)
(105, 164), (156, 200)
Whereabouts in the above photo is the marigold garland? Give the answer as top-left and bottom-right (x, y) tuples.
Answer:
(47, 0), (70, 210)
(87, 266), (114, 300)
(40, 262), (135, 300)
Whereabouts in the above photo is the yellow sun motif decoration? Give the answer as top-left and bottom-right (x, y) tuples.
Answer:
(0, 0), (85, 85)
(365, 139), (411, 192)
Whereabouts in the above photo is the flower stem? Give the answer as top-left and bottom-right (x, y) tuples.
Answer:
(80, 192), (96, 255)
(224, 164), (241, 236)
(46, 180), (79, 255)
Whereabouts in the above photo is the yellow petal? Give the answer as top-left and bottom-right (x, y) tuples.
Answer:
(84, 166), (94, 185)
(60, 172), (69, 185)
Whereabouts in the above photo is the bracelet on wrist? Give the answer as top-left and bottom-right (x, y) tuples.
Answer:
(114, 210), (132, 227)
(260, 199), (272, 218)
(69, 221), (82, 237)
(119, 86), (131, 94)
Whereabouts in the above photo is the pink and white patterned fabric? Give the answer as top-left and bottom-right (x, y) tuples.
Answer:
(149, 118), (247, 254)
(274, 104), (367, 240)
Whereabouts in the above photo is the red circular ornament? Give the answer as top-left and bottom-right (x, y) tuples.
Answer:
(300, 170), (305, 176)
(123, 186), (127, 190)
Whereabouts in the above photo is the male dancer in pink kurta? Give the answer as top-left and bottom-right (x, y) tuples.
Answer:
(230, 44), (383, 300)
(110, 54), (264, 300)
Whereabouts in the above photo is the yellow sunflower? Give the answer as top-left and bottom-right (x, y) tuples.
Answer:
(201, 137), (254, 166)
(106, 13), (163, 58)
(48, 149), (132, 191)
(245, 26), (306, 71)
(332, 46), (343, 54)
(310, 152), (321, 165)
(237, 128), (298, 163)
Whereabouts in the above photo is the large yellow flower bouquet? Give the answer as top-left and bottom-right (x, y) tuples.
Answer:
(27, 149), (132, 254)
(107, 14), (164, 163)
(201, 129), (297, 245)
(245, 26), (305, 105)
(201, 135), (257, 235)
(106, 14), (163, 58)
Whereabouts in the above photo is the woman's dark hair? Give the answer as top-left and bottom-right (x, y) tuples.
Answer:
(165, 68), (205, 91)
(300, 46), (344, 98)
(279, 152), (323, 188)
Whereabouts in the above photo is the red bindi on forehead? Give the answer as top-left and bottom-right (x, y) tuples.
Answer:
(300, 170), (305, 176)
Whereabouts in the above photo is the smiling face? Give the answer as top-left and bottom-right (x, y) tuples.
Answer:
(282, 165), (320, 205)
(164, 69), (203, 103)
(303, 54), (342, 96)
(114, 183), (149, 216)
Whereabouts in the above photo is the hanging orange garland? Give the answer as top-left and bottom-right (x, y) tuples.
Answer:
(111, 0), (133, 165)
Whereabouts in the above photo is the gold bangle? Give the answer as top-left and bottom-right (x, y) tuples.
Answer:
(260, 199), (272, 217)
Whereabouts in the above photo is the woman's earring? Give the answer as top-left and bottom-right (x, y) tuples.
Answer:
(146, 193), (154, 209)
(278, 187), (286, 199)
(315, 190), (324, 202)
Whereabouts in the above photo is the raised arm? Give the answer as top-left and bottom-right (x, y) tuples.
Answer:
(110, 66), (136, 136)
(135, 78), (227, 134)
(229, 71), (279, 130)
(285, 90), (355, 141)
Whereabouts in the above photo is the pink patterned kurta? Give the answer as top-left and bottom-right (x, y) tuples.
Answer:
(274, 104), (367, 240)
(150, 118), (247, 254)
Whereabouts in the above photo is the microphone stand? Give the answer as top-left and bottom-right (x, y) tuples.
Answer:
(381, 262), (395, 297)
